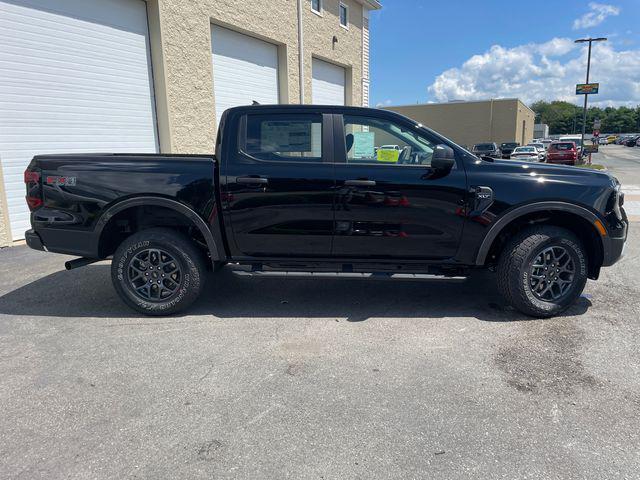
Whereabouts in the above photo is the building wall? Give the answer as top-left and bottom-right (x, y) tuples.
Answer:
(303, 0), (364, 106)
(0, 0), (372, 243)
(385, 99), (535, 148)
(515, 102), (536, 145)
(0, 161), (10, 247)
(148, 0), (366, 155)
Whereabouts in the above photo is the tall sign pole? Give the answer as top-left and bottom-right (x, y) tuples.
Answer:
(574, 37), (607, 162)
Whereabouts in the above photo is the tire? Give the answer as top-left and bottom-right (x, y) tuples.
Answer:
(111, 228), (206, 315)
(497, 226), (588, 318)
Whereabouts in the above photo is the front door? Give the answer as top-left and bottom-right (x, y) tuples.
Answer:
(223, 111), (335, 257)
(332, 112), (467, 259)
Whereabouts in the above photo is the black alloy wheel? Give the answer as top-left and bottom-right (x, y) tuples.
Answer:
(127, 248), (183, 302)
(528, 246), (576, 301)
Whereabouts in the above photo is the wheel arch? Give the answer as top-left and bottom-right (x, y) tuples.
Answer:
(475, 202), (606, 277)
(95, 196), (221, 264)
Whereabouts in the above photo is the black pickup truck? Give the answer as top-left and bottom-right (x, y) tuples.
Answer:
(24, 105), (628, 317)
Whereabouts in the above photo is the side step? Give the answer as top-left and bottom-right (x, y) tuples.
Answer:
(228, 263), (468, 280)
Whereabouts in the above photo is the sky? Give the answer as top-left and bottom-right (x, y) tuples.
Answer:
(369, 0), (639, 108)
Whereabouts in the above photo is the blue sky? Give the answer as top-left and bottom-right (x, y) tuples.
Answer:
(369, 0), (639, 107)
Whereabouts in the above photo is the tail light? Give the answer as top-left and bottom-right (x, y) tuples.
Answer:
(24, 168), (43, 211)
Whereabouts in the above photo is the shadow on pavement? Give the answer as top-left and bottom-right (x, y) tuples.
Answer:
(0, 265), (592, 322)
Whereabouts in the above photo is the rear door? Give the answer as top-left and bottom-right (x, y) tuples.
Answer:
(222, 110), (335, 258)
(331, 111), (467, 259)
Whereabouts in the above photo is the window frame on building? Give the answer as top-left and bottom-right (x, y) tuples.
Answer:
(311, 0), (323, 16)
(339, 2), (349, 29)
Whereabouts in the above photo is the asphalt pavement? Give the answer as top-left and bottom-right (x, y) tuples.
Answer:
(0, 146), (639, 479)
(596, 144), (640, 222)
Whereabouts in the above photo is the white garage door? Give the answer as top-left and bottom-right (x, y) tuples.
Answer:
(312, 58), (345, 105)
(0, 0), (158, 240)
(211, 25), (279, 127)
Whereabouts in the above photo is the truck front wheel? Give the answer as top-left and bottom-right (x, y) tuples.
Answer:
(111, 228), (206, 315)
(497, 226), (588, 318)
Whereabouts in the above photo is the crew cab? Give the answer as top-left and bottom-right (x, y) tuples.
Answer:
(24, 105), (628, 317)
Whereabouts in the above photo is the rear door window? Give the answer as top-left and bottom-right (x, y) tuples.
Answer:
(551, 143), (574, 151)
(240, 114), (323, 162)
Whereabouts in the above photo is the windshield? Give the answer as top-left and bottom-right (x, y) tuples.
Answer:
(550, 142), (575, 151)
(501, 143), (518, 148)
(473, 143), (495, 150)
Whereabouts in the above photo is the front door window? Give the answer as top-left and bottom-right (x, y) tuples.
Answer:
(343, 115), (436, 167)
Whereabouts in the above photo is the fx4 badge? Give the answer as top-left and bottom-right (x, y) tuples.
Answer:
(46, 176), (76, 186)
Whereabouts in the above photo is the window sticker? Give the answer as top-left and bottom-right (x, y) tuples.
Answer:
(352, 131), (375, 158)
(260, 121), (312, 153)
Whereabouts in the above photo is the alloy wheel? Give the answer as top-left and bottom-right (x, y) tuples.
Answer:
(127, 248), (182, 301)
(529, 246), (575, 301)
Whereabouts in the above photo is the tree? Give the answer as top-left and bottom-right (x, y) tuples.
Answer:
(530, 101), (640, 135)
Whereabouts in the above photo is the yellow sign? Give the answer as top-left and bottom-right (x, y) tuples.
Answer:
(576, 83), (599, 94)
(376, 149), (400, 163)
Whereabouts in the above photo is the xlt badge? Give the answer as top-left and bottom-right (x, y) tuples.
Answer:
(46, 176), (76, 186)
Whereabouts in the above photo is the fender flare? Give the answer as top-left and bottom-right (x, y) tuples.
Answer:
(94, 196), (221, 262)
(474, 201), (605, 265)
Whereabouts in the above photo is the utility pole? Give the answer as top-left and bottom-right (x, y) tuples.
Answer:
(574, 37), (606, 161)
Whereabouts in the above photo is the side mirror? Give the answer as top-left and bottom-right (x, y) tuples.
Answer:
(431, 144), (455, 172)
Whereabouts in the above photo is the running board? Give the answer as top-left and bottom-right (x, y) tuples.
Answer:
(229, 266), (467, 281)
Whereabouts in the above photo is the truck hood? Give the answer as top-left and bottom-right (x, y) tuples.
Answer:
(490, 158), (615, 185)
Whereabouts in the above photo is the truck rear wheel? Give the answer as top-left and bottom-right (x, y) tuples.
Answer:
(497, 226), (587, 318)
(111, 228), (206, 315)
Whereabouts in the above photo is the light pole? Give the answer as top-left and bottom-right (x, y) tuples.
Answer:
(575, 37), (607, 161)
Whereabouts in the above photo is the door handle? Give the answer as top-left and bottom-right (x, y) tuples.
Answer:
(237, 176), (269, 185)
(344, 179), (376, 187)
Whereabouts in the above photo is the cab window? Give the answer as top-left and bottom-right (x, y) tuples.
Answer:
(343, 115), (436, 166)
(241, 114), (322, 163)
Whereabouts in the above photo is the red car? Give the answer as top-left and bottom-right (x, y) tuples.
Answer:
(546, 141), (578, 165)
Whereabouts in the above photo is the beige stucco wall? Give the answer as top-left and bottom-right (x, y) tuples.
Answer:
(303, 0), (364, 106)
(148, 0), (366, 154)
(0, 160), (11, 247)
(385, 99), (535, 148)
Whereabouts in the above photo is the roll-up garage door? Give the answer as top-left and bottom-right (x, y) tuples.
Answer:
(211, 25), (279, 127)
(312, 58), (345, 105)
(0, 0), (158, 240)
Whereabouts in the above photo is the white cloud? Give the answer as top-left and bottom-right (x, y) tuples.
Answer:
(375, 99), (393, 107)
(427, 38), (640, 107)
(573, 2), (620, 30)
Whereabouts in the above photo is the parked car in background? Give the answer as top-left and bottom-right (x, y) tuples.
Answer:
(636, 137), (640, 147)
(546, 141), (578, 165)
(599, 137), (608, 145)
(500, 142), (520, 158)
(527, 142), (547, 161)
(511, 146), (541, 162)
(472, 142), (501, 158)
(607, 135), (618, 144)
(624, 135), (640, 147)
(559, 135), (584, 155)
